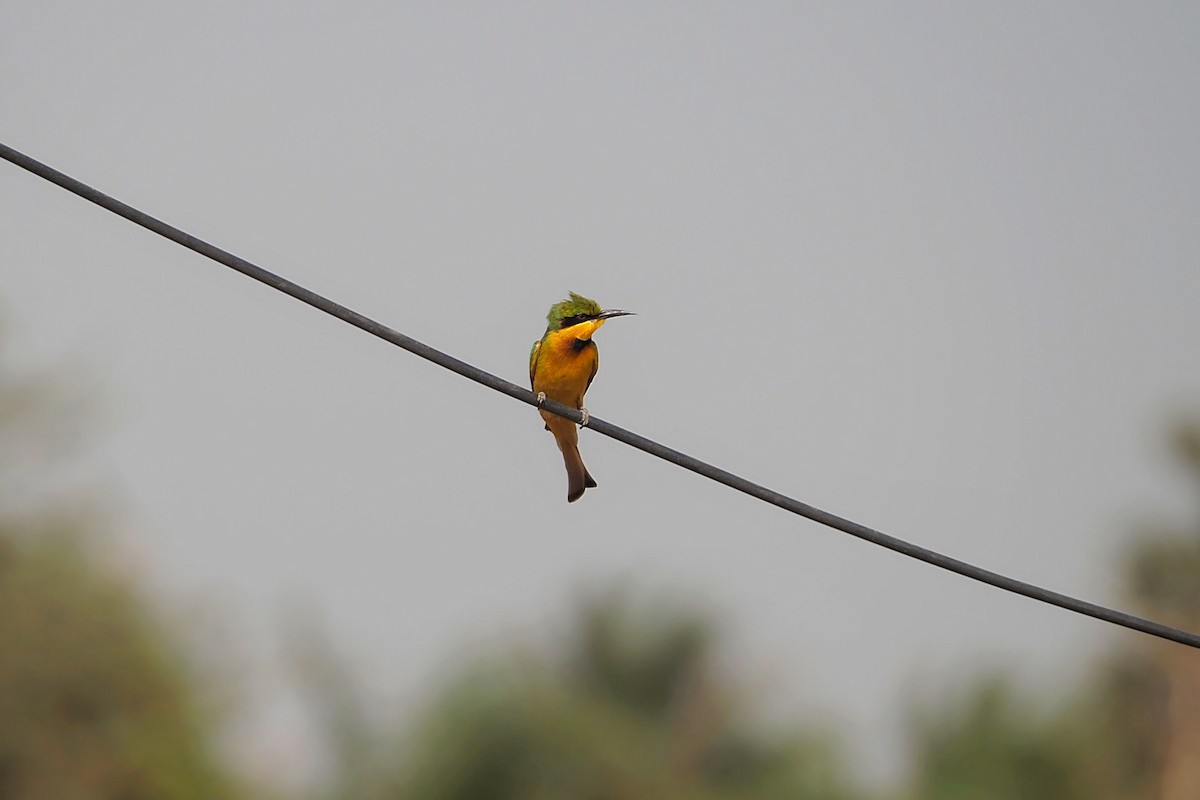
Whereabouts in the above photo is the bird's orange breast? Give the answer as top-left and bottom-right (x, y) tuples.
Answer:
(532, 328), (599, 409)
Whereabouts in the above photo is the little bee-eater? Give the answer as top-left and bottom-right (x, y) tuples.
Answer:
(530, 292), (633, 502)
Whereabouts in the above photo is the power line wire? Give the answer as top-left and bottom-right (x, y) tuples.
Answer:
(3, 141), (1198, 650)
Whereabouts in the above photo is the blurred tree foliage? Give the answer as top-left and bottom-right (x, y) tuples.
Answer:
(903, 421), (1200, 800)
(905, 676), (1090, 800)
(304, 592), (866, 800)
(0, 332), (240, 800)
(1110, 420), (1200, 800)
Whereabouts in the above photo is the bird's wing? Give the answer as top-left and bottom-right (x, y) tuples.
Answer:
(529, 338), (542, 389)
(585, 350), (599, 394)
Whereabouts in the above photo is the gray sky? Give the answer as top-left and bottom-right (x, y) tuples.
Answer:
(4, 1), (1199, 789)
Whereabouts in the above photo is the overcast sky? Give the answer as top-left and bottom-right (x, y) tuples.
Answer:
(4, 2), (1199, 789)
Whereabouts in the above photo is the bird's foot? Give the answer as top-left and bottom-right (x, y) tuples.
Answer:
(579, 407), (590, 427)
(535, 391), (546, 406)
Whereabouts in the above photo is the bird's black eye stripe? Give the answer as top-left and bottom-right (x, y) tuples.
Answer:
(560, 314), (589, 329)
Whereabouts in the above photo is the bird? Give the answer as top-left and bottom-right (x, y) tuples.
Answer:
(530, 292), (633, 502)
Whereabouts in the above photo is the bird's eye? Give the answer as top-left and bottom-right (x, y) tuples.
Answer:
(560, 314), (586, 329)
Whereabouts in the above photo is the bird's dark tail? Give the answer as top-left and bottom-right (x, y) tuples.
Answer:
(563, 443), (596, 503)
(547, 414), (598, 503)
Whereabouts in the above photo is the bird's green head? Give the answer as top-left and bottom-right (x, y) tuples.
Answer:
(547, 292), (601, 328)
(545, 291), (634, 333)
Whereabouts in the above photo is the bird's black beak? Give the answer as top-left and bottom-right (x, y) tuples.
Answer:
(596, 309), (635, 320)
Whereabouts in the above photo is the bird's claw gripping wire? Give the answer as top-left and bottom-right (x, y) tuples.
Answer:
(535, 391), (588, 428)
